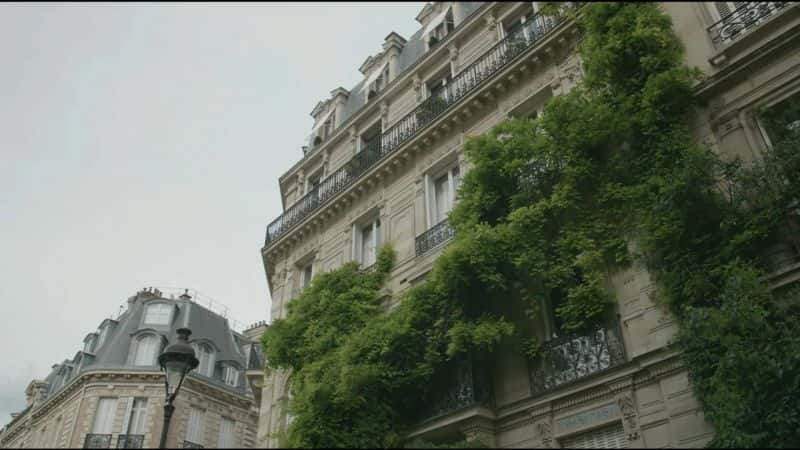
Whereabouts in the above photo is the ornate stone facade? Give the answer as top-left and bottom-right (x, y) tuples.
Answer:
(258, 2), (800, 447)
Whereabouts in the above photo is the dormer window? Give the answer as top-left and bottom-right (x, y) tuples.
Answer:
(423, 7), (454, 50)
(364, 63), (390, 104)
(83, 334), (98, 354)
(193, 343), (215, 378)
(222, 365), (240, 387)
(144, 303), (173, 326)
(132, 334), (161, 366)
(96, 324), (110, 350)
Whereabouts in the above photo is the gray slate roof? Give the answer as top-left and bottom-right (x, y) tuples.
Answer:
(299, 2), (485, 164)
(30, 288), (264, 407)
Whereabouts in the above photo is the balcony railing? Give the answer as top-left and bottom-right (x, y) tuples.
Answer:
(116, 434), (144, 449)
(83, 434), (112, 449)
(707, 2), (792, 45)
(415, 219), (455, 256)
(529, 321), (626, 397)
(264, 4), (580, 247)
(183, 441), (204, 449)
(420, 354), (493, 423)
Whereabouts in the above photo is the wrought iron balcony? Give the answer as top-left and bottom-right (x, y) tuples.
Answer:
(116, 434), (144, 449)
(529, 321), (626, 397)
(183, 441), (204, 449)
(83, 434), (112, 449)
(264, 4), (581, 247)
(420, 354), (493, 423)
(415, 219), (455, 256)
(707, 2), (792, 45)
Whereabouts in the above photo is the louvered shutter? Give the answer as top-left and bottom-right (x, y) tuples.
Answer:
(561, 422), (627, 449)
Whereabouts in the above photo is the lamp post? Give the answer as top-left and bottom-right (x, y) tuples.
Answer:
(157, 328), (199, 449)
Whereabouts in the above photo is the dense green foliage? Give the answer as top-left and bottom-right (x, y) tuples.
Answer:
(263, 3), (800, 448)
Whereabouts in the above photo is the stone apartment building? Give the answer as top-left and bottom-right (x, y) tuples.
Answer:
(0, 288), (266, 449)
(257, 1), (800, 448)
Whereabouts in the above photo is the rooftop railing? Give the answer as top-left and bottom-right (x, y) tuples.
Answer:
(264, 4), (580, 247)
(707, 2), (792, 45)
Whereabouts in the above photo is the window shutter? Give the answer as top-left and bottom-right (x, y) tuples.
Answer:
(561, 422), (627, 449)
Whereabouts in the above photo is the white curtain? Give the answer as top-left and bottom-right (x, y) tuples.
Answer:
(134, 335), (159, 366)
(91, 398), (117, 434)
(127, 398), (148, 435)
(217, 417), (236, 448)
(185, 407), (205, 445)
(195, 344), (214, 377)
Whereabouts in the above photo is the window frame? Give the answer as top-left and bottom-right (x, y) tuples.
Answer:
(90, 397), (118, 435)
(217, 416), (236, 448)
(185, 406), (205, 447)
(192, 342), (216, 378)
(352, 215), (382, 267)
(142, 302), (173, 326)
(425, 163), (461, 229)
(132, 333), (162, 367)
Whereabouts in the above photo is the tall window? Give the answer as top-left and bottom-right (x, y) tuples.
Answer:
(185, 407), (205, 447)
(143, 303), (172, 325)
(133, 335), (160, 366)
(91, 398), (117, 435)
(123, 398), (148, 436)
(302, 263), (313, 289)
(354, 218), (381, 267)
(217, 417), (236, 448)
(428, 165), (461, 227)
(193, 343), (215, 377)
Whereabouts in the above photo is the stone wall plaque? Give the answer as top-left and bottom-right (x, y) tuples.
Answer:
(555, 402), (621, 436)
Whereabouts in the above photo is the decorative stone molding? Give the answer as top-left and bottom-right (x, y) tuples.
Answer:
(533, 418), (554, 448)
(615, 391), (643, 444)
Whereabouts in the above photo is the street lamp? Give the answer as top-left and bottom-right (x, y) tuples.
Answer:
(157, 328), (199, 449)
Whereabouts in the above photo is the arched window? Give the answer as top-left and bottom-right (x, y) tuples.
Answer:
(133, 335), (161, 366)
(193, 343), (215, 377)
(313, 136), (323, 147)
(143, 303), (173, 325)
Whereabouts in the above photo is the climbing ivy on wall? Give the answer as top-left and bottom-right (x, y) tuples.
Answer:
(263, 3), (800, 448)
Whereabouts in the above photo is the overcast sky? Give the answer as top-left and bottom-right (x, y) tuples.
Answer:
(0, 2), (425, 423)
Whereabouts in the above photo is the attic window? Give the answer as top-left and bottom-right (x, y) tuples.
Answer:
(364, 63), (390, 104)
(144, 303), (173, 326)
(424, 7), (454, 49)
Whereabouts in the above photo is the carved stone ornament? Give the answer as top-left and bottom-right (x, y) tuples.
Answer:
(616, 393), (641, 441)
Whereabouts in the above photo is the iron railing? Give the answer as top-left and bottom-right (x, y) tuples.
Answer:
(707, 2), (792, 44)
(264, 4), (580, 247)
(116, 434), (144, 449)
(420, 354), (493, 423)
(83, 434), (112, 449)
(183, 441), (204, 449)
(529, 321), (626, 397)
(415, 219), (455, 256)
